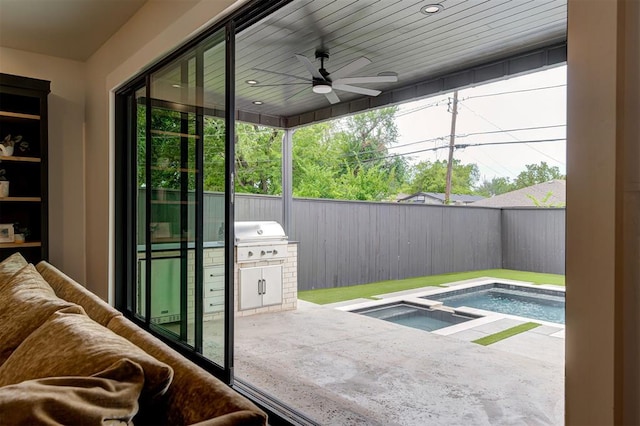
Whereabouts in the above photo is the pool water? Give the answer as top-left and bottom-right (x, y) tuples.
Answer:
(430, 286), (565, 324)
(357, 303), (476, 332)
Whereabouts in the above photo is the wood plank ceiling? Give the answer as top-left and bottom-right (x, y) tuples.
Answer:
(156, 0), (567, 128)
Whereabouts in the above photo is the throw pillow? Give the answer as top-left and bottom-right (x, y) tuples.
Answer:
(0, 307), (174, 400)
(0, 263), (79, 365)
(0, 252), (27, 287)
(0, 358), (144, 425)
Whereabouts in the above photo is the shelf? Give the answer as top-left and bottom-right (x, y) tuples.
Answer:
(0, 155), (41, 163)
(1, 73), (50, 262)
(151, 129), (200, 139)
(0, 196), (41, 202)
(151, 200), (195, 205)
(151, 237), (189, 243)
(0, 111), (40, 120)
(0, 241), (41, 249)
(151, 165), (198, 173)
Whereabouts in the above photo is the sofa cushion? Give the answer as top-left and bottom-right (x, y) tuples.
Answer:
(108, 315), (268, 426)
(0, 263), (79, 365)
(0, 307), (174, 401)
(36, 260), (122, 326)
(0, 252), (28, 286)
(0, 359), (144, 425)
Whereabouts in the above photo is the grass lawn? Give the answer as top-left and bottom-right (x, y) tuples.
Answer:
(472, 322), (541, 346)
(298, 269), (565, 305)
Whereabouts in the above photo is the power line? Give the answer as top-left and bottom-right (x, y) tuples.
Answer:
(458, 101), (565, 166)
(388, 124), (565, 152)
(462, 84), (566, 100)
(395, 98), (448, 117)
(457, 124), (565, 138)
(363, 137), (566, 163)
(463, 147), (519, 177)
(456, 138), (565, 149)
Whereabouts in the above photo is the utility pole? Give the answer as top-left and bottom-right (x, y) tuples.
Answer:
(444, 90), (458, 204)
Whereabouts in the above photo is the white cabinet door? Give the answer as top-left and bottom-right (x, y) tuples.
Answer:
(239, 267), (262, 310)
(261, 265), (283, 306)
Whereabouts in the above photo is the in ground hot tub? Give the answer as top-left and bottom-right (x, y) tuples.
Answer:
(354, 302), (479, 332)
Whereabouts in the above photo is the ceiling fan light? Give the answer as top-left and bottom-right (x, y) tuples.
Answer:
(312, 83), (332, 94)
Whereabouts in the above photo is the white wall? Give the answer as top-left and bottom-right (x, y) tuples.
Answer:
(566, 0), (640, 424)
(0, 47), (86, 283)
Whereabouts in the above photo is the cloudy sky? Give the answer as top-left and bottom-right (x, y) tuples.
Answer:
(393, 65), (567, 183)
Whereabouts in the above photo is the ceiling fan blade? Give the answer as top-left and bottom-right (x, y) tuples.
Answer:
(332, 84), (381, 97)
(333, 75), (398, 85)
(330, 57), (371, 80)
(295, 54), (323, 80)
(251, 67), (310, 82)
(252, 83), (309, 87)
(324, 91), (341, 104)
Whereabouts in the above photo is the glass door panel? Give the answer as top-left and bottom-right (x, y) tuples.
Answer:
(134, 27), (229, 370)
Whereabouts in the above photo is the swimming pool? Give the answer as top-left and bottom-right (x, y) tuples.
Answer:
(355, 303), (478, 332)
(424, 283), (565, 324)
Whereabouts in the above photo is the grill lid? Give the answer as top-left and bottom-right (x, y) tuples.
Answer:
(234, 221), (287, 244)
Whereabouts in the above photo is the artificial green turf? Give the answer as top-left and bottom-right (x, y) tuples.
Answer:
(472, 322), (542, 346)
(298, 269), (565, 305)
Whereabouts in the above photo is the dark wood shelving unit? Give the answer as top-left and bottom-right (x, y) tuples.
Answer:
(0, 73), (50, 263)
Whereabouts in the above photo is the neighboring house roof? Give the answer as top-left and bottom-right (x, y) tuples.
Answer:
(398, 192), (485, 204)
(472, 179), (566, 208)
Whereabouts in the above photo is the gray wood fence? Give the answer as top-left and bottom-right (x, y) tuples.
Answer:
(142, 190), (565, 290)
(501, 208), (566, 275)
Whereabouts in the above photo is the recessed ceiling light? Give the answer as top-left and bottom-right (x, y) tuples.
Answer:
(253, 101), (263, 105)
(171, 84), (182, 88)
(246, 80), (259, 85)
(421, 4), (444, 14)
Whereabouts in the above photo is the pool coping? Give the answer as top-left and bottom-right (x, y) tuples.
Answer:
(335, 277), (566, 336)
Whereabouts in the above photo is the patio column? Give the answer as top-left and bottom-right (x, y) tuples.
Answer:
(281, 128), (293, 236)
(566, 0), (640, 424)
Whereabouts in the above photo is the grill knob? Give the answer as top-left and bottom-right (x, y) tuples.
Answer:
(260, 250), (266, 256)
(273, 249), (278, 255)
(248, 251), (253, 257)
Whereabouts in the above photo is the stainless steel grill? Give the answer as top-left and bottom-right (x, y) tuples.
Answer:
(234, 221), (288, 263)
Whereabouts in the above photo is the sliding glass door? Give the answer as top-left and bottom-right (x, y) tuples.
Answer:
(118, 25), (233, 379)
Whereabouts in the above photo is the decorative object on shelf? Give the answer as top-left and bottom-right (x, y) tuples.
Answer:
(1, 134), (24, 156)
(0, 223), (14, 243)
(150, 222), (171, 239)
(13, 223), (30, 243)
(0, 168), (8, 198)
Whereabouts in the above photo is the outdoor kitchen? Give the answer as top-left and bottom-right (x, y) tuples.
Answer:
(137, 220), (297, 327)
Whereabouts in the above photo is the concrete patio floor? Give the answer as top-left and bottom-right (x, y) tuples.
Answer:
(234, 300), (564, 425)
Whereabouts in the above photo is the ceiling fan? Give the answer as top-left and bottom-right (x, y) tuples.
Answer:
(252, 50), (398, 105)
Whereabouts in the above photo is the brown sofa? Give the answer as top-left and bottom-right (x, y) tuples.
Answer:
(0, 253), (267, 425)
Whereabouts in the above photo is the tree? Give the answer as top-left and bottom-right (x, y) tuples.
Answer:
(513, 162), (565, 190)
(234, 123), (283, 195)
(291, 107), (409, 201)
(475, 177), (514, 197)
(408, 159), (479, 195)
